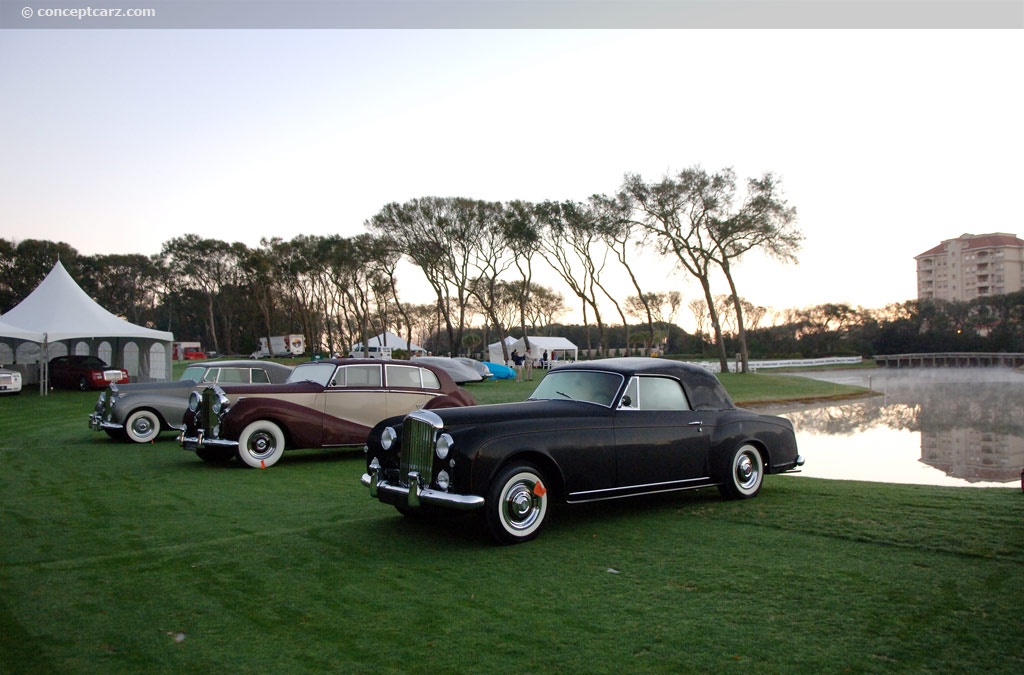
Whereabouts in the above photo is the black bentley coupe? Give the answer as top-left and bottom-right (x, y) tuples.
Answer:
(362, 357), (804, 544)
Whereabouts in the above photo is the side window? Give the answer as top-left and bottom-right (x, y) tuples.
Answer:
(386, 365), (423, 388)
(250, 369), (270, 384)
(339, 365), (382, 387)
(201, 368), (219, 383)
(217, 368), (247, 384)
(638, 376), (690, 411)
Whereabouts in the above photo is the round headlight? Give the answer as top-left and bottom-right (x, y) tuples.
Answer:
(188, 391), (201, 412)
(210, 391), (229, 415)
(435, 433), (453, 460)
(381, 426), (397, 451)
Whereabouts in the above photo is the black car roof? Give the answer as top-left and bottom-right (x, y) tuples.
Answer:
(552, 357), (707, 377)
(551, 357), (734, 410)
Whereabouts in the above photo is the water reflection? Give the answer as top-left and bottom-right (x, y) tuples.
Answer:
(754, 368), (1024, 488)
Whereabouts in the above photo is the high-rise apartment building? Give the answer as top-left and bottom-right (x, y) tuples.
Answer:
(916, 232), (1024, 301)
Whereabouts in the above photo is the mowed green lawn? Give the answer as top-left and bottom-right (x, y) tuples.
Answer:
(1, 371), (1023, 673)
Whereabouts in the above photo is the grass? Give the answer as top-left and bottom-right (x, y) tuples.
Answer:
(2, 373), (1022, 673)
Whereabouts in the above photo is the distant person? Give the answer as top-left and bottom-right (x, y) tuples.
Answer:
(511, 349), (525, 381)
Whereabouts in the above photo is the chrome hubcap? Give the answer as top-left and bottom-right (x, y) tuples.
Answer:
(248, 433), (275, 458)
(736, 451), (760, 490)
(503, 480), (541, 531)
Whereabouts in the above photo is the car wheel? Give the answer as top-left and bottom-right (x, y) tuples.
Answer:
(196, 447), (235, 464)
(78, 376), (89, 391)
(719, 444), (764, 500)
(124, 409), (161, 444)
(484, 463), (549, 545)
(236, 420), (286, 469)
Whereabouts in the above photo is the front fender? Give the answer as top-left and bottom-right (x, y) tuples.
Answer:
(461, 420), (614, 501)
(221, 398), (324, 449)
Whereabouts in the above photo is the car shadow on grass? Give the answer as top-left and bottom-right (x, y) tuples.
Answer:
(361, 487), (732, 547)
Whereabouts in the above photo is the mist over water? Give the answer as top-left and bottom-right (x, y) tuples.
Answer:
(754, 368), (1024, 488)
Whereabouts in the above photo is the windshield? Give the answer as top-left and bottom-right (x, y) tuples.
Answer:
(180, 366), (206, 383)
(529, 370), (623, 407)
(286, 362), (337, 387)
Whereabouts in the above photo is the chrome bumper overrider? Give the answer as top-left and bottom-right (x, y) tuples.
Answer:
(178, 430), (238, 451)
(361, 468), (484, 511)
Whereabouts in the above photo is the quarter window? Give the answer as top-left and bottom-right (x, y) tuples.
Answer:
(621, 376), (690, 411)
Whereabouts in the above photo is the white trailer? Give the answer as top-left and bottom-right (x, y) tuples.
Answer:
(252, 334), (306, 358)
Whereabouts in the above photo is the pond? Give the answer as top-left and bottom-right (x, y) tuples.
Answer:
(752, 367), (1024, 489)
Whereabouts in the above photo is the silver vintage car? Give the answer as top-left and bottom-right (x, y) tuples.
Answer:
(89, 359), (293, 443)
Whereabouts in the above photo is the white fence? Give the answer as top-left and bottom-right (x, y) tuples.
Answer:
(689, 356), (864, 373)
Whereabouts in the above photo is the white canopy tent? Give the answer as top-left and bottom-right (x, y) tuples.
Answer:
(489, 336), (578, 365)
(0, 261), (174, 392)
(350, 331), (426, 356)
(487, 336), (518, 364)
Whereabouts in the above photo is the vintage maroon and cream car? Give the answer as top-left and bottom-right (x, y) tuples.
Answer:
(179, 359), (476, 468)
(363, 358), (803, 544)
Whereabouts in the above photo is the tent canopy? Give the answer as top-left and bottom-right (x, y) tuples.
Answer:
(489, 336), (578, 364)
(350, 331), (426, 355)
(0, 260), (173, 384)
(0, 318), (42, 344)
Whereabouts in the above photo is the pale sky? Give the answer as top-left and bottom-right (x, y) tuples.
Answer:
(2, 27), (1022, 325)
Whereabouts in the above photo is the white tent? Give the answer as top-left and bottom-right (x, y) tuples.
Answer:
(350, 331), (426, 356)
(487, 336), (518, 364)
(0, 260), (174, 388)
(491, 336), (578, 365)
(0, 319), (43, 386)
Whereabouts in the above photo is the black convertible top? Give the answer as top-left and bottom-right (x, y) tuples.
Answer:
(551, 357), (735, 411)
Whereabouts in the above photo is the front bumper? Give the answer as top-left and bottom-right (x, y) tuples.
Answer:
(179, 431), (239, 452)
(88, 412), (123, 432)
(362, 467), (484, 511)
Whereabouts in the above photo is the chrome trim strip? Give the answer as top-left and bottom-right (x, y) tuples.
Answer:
(567, 482), (713, 503)
(571, 476), (711, 498)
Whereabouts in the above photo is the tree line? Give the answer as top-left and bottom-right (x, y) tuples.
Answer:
(4, 166), (1022, 363)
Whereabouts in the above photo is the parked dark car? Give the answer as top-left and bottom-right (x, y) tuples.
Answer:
(180, 358), (477, 468)
(49, 355), (129, 391)
(89, 360), (293, 443)
(362, 357), (803, 544)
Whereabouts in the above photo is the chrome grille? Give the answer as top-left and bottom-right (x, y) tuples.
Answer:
(0, 373), (11, 385)
(102, 385), (119, 419)
(400, 410), (443, 486)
